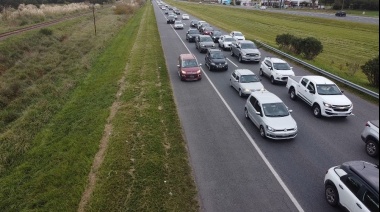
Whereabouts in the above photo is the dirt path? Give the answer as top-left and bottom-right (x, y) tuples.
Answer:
(77, 8), (148, 211)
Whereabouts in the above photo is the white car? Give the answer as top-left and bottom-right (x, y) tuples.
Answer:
(259, 57), (294, 84)
(244, 90), (297, 139)
(230, 69), (264, 97)
(230, 31), (245, 41)
(218, 35), (235, 50)
(182, 14), (190, 20)
(324, 161), (379, 212)
(174, 21), (184, 29)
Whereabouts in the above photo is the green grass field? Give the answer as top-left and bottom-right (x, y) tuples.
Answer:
(0, 3), (198, 211)
(168, 1), (379, 94)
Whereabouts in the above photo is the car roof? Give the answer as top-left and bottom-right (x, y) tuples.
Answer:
(198, 35), (211, 38)
(235, 69), (255, 75)
(238, 40), (254, 44)
(180, 54), (196, 60)
(207, 48), (222, 53)
(222, 35), (233, 38)
(251, 90), (283, 104)
(342, 161), (379, 193)
(266, 57), (287, 63)
(304, 76), (335, 84)
(231, 31), (242, 33)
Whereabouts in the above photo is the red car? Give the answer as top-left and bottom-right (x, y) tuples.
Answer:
(177, 54), (202, 81)
(202, 27), (214, 35)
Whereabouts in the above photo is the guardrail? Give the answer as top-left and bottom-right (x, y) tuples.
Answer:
(256, 40), (379, 99)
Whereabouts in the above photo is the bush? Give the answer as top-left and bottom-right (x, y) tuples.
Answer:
(290, 37), (303, 54)
(114, 3), (136, 15)
(276, 33), (295, 48)
(300, 37), (323, 60)
(361, 55), (379, 87)
(39, 28), (53, 36)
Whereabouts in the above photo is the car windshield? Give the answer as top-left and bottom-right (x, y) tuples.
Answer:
(200, 37), (213, 42)
(175, 21), (182, 24)
(182, 59), (198, 68)
(262, 103), (289, 117)
(316, 84), (342, 95)
(273, 63), (291, 70)
(225, 38), (235, 42)
(183, 14), (188, 16)
(212, 31), (222, 36)
(241, 43), (257, 49)
(188, 30), (199, 34)
(210, 52), (224, 59)
(240, 75), (260, 83)
(234, 32), (243, 36)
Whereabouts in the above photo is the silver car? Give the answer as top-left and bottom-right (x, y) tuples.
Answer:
(230, 69), (264, 97)
(174, 21), (184, 29)
(244, 90), (298, 140)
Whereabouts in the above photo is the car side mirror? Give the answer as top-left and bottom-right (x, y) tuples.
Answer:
(289, 110), (293, 113)
(199, 63), (202, 66)
(177, 65), (180, 67)
(269, 67), (273, 70)
(290, 67), (293, 69)
(255, 111), (261, 115)
(341, 90), (344, 93)
(309, 90), (315, 94)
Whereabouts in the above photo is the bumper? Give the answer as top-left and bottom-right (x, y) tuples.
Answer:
(322, 107), (353, 117)
(210, 64), (228, 71)
(266, 130), (298, 140)
(274, 76), (290, 83)
(241, 55), (261, 62)
(180, 74), (202, 81)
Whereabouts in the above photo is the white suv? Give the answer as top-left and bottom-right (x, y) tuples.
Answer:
(324, 161), (379, 212)
(230, 31), (245, 41)
(260, 57), (295, 84)
(244, 90), (297, 139)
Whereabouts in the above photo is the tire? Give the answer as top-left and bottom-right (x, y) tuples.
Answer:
(366, 140), (379, 157)
(230, 50), (234, 56)
(325, 184), (339, 207)
(244, 108), (249, 119)
(238, 55), (243, 63)
(260, 126), (266, 138)
(270, 76), (275, 84)
(313, 104), (322, 118)
(289, 88), (297, 100)
(259, 68), (263, 76)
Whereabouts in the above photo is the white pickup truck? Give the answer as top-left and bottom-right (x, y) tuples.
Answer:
(286, 75), (353, 118)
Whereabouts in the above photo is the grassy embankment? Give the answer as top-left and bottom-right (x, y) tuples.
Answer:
(169, 1), (379, 94)
(0, 3), (198, 211)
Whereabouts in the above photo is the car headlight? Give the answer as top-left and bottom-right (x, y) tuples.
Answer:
(323, 102), (332, 108)
(266, 125), (274, 132)
(196, 70), (201, 74)
(201, 44), (205, 47)
(243, 88), (250, 92)
(212, 44), (215, 47)
(210, 62), (215, 65)
(294, 125), (297, 131)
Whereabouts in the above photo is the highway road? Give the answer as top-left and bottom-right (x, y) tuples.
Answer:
(153, 3), (379, 211)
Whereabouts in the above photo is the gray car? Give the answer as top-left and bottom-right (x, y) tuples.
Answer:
(361, 120), (379, 157)
(230, 40), (261, 63)
(244, 90), (297, 140)
(230, 69), (263, 97)
(195, 35), (215, 53)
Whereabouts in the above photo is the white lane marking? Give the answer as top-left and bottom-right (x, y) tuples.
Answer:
(226, 58), (238, 67)
(159, 5), (304, 212)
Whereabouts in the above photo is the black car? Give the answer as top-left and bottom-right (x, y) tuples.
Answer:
(210, 30), (222, 43)
(167, 15), (175, 24)
(190, 20), (198, 28)
(335, 11), (346, 17)
(186, 29), (200, 42)
(205, 49), (228, 71)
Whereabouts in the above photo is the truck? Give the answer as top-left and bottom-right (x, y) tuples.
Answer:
(286, 75), (353, 118)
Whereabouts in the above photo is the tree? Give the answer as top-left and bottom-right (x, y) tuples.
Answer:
(361, 55), (379, 87)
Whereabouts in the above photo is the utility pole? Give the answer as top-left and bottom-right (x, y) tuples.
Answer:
(341, 0), (344, 10)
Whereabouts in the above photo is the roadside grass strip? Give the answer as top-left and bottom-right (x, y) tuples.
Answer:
(168, 1), (379, 93)
(85, 4), (199, 211)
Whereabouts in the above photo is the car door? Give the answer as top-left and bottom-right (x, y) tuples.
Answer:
(361, 189), (379, 212)
(302, 81), (316, 106)
(246, 95), (257, 123)
(231, 72), (240, 90)
(251, 99), (262, 128)
(339, 175), (367, 212)
(262, 59), (272, 77)
(218, 36), (224, 46)
(205, 52), (211, 68)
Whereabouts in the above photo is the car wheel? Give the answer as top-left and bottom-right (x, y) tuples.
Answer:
(270, 76), (275, 84)
(239, 89), (243, 97)
(325, 184), (339, 207)
(259, 68), (263, 76)
(366, 140), (379, 157)
(313, 104), (322, 118)
(290, 88), (297, 100)
(260, 126), (266, 138)
(230, 50), (234, 56)
(238, 55), (243, 63)
(244, 108), (249, 119)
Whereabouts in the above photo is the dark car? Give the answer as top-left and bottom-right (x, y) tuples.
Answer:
(164, 10), (169, 15)
(335, 11), (346, 17)
(195, 35), (215, 53)
(174, 9), (180, 15)
(178, 54), (202, 81)
(210, 30), (222, 43)
(190, 20), (198, 28)
(202, 27), (214, 35)
(205, 48), (228, 71)
(186, 29), (200, 42)
(167, 15), (175, 24)
(199, 23), (210, 33)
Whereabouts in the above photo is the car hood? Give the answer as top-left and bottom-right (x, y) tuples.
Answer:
(222, 41), (232, 45)
(264, 115), (297, 130)
(188, 33), (200, 37)
(211, 58), (226, 63)
(241, 49), (260, 54)
(181, 67), (200, 73)
(234, 36), (245, 40)
(319, 95), (352, 105)
(275, 70), (294, 76)
(241, 82), (264, 91)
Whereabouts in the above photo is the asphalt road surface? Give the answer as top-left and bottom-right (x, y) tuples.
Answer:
(153, 3), (379, 212)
